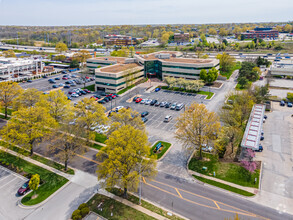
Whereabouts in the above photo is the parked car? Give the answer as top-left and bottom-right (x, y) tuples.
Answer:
(62, 77), (68, 80)
(42, 75), (48, 78)
(254, 144), (263, 152)
(142, 117), (148, 123)
(280, 101), (285, 106)
(264, 115), (268, 119)
(136, 98), (142, 103)
(288, 102), (293, 107)
(103, 97), (109, 102)
(155, 101), (161, 106)
(141, 111), (149, 117)
(133, 97), (139, 102)
(71, 93), (79, 98)
(52, 85), (59, 88)
(64, 85), (70, 89)
(80, 90), (87, 95)
(101, 92), (107, 96)
(116, 106), (124, 112)
(170, 103), (177, 110)
(164, 115), (173, 122)
(150, 100), (157, 106)
(49, 80), (56, 84)
(145, 99), (152, 105)
(165, 102), (171, 108)
(55, 77), (60, 80)
(90, 96), (98, 101)
(175, 103), (184, 111)
(67, 96), (72, 100)
(59, 83), (65, 87)
(93, 94), (101, 99)
(140, 99), (146, 104)
(98, 100), (106, 104)
(17, 181), (30, 195)
(155, 87), (161, 92)
(260, 135), (264, 141)
(83, 89), (91, 93)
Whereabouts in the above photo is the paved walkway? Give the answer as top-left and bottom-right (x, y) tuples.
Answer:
(188, 170), (258, 194)
(99, 190), (168, 220)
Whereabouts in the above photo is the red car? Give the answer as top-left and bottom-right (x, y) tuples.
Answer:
(18, 180), (30, 195)
(90, 96), (98, 101)
(85, 76), (90, 79)
(62, 77), (68, 80)
(106, 94), (113, 97)
(136, 98), (142, 103)
(83, 89), (91, 93)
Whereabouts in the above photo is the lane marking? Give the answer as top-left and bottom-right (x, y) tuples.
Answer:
(214, 201), (220, 209)
(75, 154), (101, 164)
(0, 175), (11, 183)
(0, 177), (17, 189)
(175, 188), (183, 199)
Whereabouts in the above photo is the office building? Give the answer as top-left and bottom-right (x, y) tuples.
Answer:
(174, 32), (190, 42)
(237, 27), (279, 39)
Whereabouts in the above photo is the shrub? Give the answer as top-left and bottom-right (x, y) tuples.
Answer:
(80, 207), (90, 217)
(72, 210), (82, 220)
(78, 203), (88, 210)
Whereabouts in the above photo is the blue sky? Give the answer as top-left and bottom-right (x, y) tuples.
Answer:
(0, 0), (292, 25)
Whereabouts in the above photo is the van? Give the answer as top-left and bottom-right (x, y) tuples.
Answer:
(175, 103), (184, 111)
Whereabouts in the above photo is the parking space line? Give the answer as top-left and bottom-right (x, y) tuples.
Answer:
(0, 177), (17, 189)
(0, 174), (11, 183)
(0, 166), (27, 181)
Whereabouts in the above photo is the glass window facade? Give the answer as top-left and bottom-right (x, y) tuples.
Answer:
(144, 60), (162, 80)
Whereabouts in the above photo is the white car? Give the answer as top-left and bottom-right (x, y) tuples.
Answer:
(145, 99), (152, 105)
(71, 93), (79, 98)
(164, 115), (172, 122)
(116, 106), (124, 112)
(140, 99), (146, 104)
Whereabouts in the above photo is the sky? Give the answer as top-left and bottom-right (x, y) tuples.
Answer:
(0, 0), (292, 26)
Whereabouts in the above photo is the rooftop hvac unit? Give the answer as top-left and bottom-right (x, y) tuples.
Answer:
(157, 53), (170, 59)
(125, 58), (136, 64)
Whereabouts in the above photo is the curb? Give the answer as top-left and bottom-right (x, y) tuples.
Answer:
(150, 141), (173, 162)
(18, 180), (71, 209)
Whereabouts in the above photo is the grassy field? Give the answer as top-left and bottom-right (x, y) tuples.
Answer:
(150, 141), (171, 159)
(117, 84), (136, 95)
(90, 143), (104, 150)
(94, 133), (107, 143)
(220, 62), (241, 79)
(188, 153), (260, 188)
(107, 188), (184, 220)
(161, 87), (214, 99)
(198, 91), (214, 99)
(0, 151), (68, 206)
(87, 193), (156, 220)
(193, 175), (255, 197)
(0, 141), (74, 175)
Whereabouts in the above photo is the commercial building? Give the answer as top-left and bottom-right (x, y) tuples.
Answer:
(269, 62), (293, 76)
(0, 57), (43, 81)
(237, 27), (279, 39)
(135, 51), (219, 80)
(104, 35), (143, 46)
(87, 51), (219, 92)
(174, 32), (190, 42)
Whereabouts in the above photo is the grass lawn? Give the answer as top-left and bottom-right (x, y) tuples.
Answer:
(188, 153), (260, 188)
(0, 107), (13, 116)
(117, 84), (136, 95)
(161, 87), (214, 100)
(150, 141), (171, 160)
(0, 114), (10, 120)
(193, 175), (255, 197)
(198, 91), (214, 99)
(0, 151), (68, 206)
(0, 141), (74, 175)
(90, 143), (104, 150)
(87, 193), (156, 220)
(83, 84), (95, 91)
(107, 188), (184, 220)
(220, 62), (241, 79)
(235, 81), (252, 91)
(94, 133), (107, 144)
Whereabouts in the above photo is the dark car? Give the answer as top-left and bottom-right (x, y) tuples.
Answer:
(280, 101), (285, 106)
(27, 80), (32, 83)
(254, 145), (263, 152)
(64, 85), (70, 89)
(98, 100), (106, 104)
(155, 88), (161, 92)
(42, 75), (48, 78)
(55, 77), (60, 80)
(52, 85), (59, 88)
(80, 90), (87, 95)
(103, 97), (110, 102)
(260, 136), (264, 141)
(150, 100), (157, 106)
(17, 181), (30, 195)
(83, 89), (91, 93)
(65, 81), (71, 84)
(155, 102), (161, 106)
(288, 102), (293, 107)
(49, 80), (56, 84)
(133, 97), (139, 102)
(264, 115), (268, 119)
(165, 102), (171, 108)
(142, 117), (148, 123)
(93, 94), (101, 99)
(141, 111), (149, 117)
(101, 92), (107, 96)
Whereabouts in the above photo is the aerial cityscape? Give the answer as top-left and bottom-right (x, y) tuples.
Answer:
(0, 0), (292, 220)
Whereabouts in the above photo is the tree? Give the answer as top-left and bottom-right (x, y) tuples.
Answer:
(238, 77), (248, 88)
(75, 97), (108, 144)
(239, 61), (259, 82)
(70, 59), (79, 68)
(3, 50), (16, 58)
(29, 174), (40, 195)
(129, 46), (135, 57)
(13, 88), (42, 110)
(199, 69), (207, 81)
(72, 50), (91, 67)
(284, 24), (292, 33)
(54, 55), (66, 61)
(200, 68), (218, 84)
(160, 33), (170, 45)
(1, 106), (57, 155)
(175, 103), (220, 159)
(219, 28), (228, 37)
(0, 82), (23, 118)
(96, 125), (157, 198)
(208, 28), (217, 36)
(48, 122), (86, 171)
(108, 108), (145, 135)
(55, 42), (68, 53)
(216, 53), (235, 73)
(240, 148), (257, 173)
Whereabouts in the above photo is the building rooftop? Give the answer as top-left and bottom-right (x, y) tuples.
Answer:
(88, 57), (127, 64)
(99, 63), (140, 73)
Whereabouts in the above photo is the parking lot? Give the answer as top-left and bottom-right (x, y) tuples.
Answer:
(0, 166), (32, 220)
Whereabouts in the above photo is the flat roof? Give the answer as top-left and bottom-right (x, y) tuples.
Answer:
(241, 104), (265, 149)
(88, 57), (127, 63)
(100, 63), (140, 73)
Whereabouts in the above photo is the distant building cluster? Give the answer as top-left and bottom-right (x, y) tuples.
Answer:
(174, 32), (190, 42)
(104, 35), (143, 46)
(0, 57), (43, 81)
(237, 27), (279, 39)
(87, 51), (219, 93)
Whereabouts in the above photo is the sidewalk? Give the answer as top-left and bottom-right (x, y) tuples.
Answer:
(0, 146), (73, 180)
(188, 170), (258, 194)
(99, 189), (168, 220)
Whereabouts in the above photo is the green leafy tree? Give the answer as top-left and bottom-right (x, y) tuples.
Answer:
(287, 92), (293, 102)
(55, 42), (68, 53)
(29, 174), (40, 194)
(13, 88), (42, 110)
(0, 82), (23, 118)
(175, 103), (221, 159)
(70, 59), (79, 68)
(199, 69), (207, 81)
(3, 50), (16, 58)
(216, 53), (235, 73)
(238, 77), (248, 88)
(96, 125), (157, 198)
